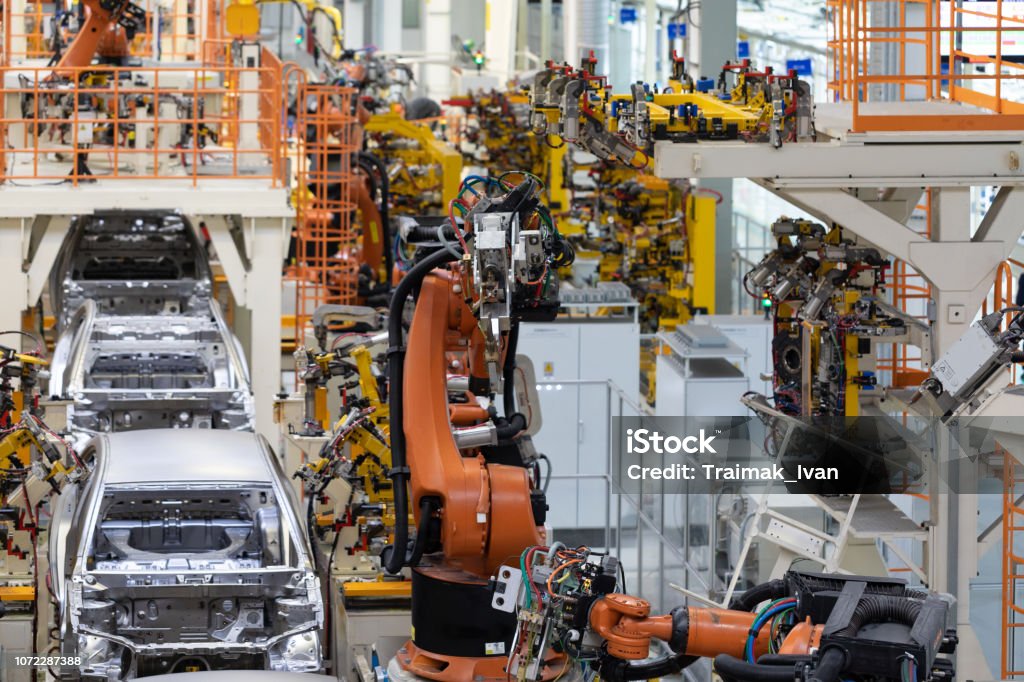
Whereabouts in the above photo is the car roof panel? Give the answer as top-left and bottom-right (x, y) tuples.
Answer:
(99, 430), (273, 485)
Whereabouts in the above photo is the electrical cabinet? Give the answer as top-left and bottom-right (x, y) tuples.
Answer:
(518, 316), (640, 535)
(655, 325), (750, 417)
(691, 315), (773, 395)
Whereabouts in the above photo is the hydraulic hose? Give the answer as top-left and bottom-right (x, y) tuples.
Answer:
(807, 647), (846, 682)
(407, 496), (437, 567)
(598, 653), (697, 682)
(502, 319), (520, 418)
(713, 654), (803, 682)
(356, 151), (392, 281)
(495, 413), (528, 440)
(757, 654), (813, 665)
(405, 225), (464, 243)
(728, 579), (787, 612)
(383, 247), (460, 575)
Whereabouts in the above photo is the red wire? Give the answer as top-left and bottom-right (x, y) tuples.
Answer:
(694, 187), (724, 204)
(448, 199), (470, 253)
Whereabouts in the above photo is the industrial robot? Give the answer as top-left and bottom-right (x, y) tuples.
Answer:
(0, 342), (85, 624)
(50, 0), (147, 76)
(377, 173), (572, 680)
(494, 545), (957, 682)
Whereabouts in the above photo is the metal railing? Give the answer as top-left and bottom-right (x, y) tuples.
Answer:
(0, 50), (285, 186)
(290, 69), (359, 341)
(828, 0), (1024, 131)
(538, 378), (717, 615)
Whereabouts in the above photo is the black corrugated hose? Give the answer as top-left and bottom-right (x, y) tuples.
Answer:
(382, 247), (460, 574)
(597, 653), (698, 682)
(356, 151), (392, 282)
(714, 654), (805, 682)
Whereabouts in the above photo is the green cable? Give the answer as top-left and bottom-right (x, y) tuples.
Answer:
(520, 549), (532, 609)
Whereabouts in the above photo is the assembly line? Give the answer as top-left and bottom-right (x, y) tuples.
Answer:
(2, 0), (1023, 681)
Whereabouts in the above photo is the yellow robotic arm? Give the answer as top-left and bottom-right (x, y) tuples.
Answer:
(0, 413), (76, 496)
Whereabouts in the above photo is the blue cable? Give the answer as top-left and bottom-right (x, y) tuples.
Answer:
(460, 174), (497, 195)
(744, 600), (797, 662)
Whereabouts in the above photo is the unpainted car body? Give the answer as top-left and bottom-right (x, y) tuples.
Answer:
(48, 211), (254, 436)
(49, 430), (324, 679)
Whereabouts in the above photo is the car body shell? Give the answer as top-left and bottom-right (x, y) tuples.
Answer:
(49, 430), (324, 679)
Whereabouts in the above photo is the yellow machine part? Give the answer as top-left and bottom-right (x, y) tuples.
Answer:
(606, 92), (762, 135)
(688, 193), (716, 315)
(841, 290), (861, 417)
(225, 0), (260, 37)
(0, 585), (36, 602)
(342, 580), (412, 599)
(364, 113), (462, 205)
(543, 137), (569, 213)
(314, 386), (329, 431)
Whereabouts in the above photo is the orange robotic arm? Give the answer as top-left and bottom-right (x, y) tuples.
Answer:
(383, 177), (572, 681)
(402, 268), (543, 576)
(53, 0), (146, 77)
(587, 593), (820, 662)
(499, 563), (956, 682)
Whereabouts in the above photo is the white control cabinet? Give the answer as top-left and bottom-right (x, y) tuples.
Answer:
(691, 315), (773, 395)
(518, 316), (640, 533)
(655, 325), (750, 417)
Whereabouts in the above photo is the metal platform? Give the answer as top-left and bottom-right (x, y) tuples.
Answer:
(654, 101), (1024, 188)
(814, 494), (927, 540)
(0, 181), (291, 216)
(0, 186), (291, 438)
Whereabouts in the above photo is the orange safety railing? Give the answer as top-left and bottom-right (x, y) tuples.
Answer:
(1003, 446), (1024, 678)
(983, 258), (1022, 385)
(0, 53), (286, 186)
(828, 0), (1024, 131)
(291, 74), (359, 342)
(1, 0), (50, 63)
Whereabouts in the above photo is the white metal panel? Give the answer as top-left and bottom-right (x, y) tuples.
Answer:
(0, 615), (34, 682)
(577, 321), (640, 526)
(655, 354), (687, 417)
(654, 140), (1024, 187)
(655, 355), (749, 417)
(518, 324), (581, 528)
(692, 315), (772, 395)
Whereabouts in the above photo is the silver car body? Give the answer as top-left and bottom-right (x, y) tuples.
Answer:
(49, 430), (324, 679)
(48, 211), (254, 437)
(49, 211), (213, 329)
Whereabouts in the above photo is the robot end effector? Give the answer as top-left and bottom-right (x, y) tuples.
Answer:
(913, 307), (1024, 418)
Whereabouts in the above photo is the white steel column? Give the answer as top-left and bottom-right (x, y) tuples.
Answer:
(423, 0), (452, 101)
(248, 217), (288, 439)
(237, 43), (262, 155)
(0, 219), (28, 349)
(644, 0), (657, 83)
(540, 0), (552, 63)
(199, 214), (287, 439)
(694, 0), (736, 313)
(563, 0), (579, 66)
(485, 0), (518, 83)
(26, 216), (72, 306)
(374, 0), (402, 53)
